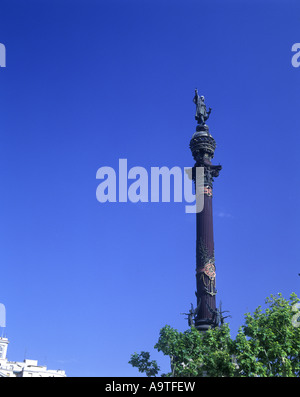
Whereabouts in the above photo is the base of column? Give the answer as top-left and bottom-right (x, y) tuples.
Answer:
(194, 318), (214, 332)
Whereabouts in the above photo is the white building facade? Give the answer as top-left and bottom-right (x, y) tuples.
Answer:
(0, 337), (66, 377)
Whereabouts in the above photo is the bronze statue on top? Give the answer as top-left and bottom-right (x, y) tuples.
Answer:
(193, 89), (211, 126)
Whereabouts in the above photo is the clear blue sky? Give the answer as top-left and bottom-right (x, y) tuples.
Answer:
(0, 0), (300, 377)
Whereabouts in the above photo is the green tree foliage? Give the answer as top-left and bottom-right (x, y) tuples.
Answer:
(129, 293), (300, 377)
(128, 351), (160, 377)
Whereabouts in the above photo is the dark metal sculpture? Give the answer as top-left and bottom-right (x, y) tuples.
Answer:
(193, 89), (211, 127)
(181, 304), (195, 327)
(206, 301), (231, 328)
(181, 301), (201, 327)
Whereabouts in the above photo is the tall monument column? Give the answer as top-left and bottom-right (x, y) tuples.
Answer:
(189, 89), (222, 331)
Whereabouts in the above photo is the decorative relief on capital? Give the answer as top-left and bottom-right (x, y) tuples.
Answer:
(192, 163), (222, 189)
